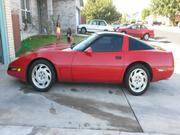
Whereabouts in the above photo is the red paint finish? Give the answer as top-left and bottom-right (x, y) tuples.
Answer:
(7, 34), (174, 85)
(116, 24), (154, 39)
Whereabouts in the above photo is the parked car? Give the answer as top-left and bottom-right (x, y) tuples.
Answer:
(7, 32), (174, 96)
(111, 23), (121, 31)
(116, 24), (154, 40)
(77, 19), (114, 34)
(112, 23), (130, 31)
(152, 21), (162, 26)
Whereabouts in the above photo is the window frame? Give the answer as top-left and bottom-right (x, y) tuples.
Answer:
(128, 37), (154, 51)
(21, 0), (31, 25)
(90, 20), (98, 25)
(99, 21), (106, 26)
(88, 34), (123, 52)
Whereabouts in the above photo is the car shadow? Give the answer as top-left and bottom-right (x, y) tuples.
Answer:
(154, 36), (166, 40)
(147, 38), (171, 44)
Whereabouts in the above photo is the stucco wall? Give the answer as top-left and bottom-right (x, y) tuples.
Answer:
(53, 0), (77, 32)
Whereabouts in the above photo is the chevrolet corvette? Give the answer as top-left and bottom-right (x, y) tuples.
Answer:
(7, 32), (174, 95)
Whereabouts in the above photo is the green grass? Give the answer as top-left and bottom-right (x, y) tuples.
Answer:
(16, 35), (85, 56)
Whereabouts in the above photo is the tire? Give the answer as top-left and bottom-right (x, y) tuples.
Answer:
(124, 64), (150, 96)
(28, 59), (56, 92)
(122, 31), (126, 34)
(81, 27), (87, 34)
(143, 33), (149, 40)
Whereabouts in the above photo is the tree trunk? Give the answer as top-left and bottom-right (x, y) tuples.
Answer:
(170, 16), (176, 26)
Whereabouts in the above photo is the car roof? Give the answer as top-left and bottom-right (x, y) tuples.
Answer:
(95, 31), (148, 44)
(96, 31), (126, 36)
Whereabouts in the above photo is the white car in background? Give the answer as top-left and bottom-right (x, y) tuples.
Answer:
(77, 19), (114, 34)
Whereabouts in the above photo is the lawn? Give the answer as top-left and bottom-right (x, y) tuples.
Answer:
(16, 34), (85, 56)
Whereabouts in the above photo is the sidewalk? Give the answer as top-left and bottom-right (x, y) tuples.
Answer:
(148, 25), (180, 34)
(0, 125), (168, 135)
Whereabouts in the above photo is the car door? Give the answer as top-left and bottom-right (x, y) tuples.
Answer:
(98, 21), (107, 31)
(126, 25), (138, 37)
(139, 25), (147, 37)
(72, 34), (124, 83)
(88, 20), (98, 32)
(135, 24), (143, 37)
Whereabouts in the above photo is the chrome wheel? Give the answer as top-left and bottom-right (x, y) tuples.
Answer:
(129, 68), (148, 93)
(31, 64), (52, 89)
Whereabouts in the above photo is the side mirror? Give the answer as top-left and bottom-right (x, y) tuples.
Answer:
(84, 47), (92, 55)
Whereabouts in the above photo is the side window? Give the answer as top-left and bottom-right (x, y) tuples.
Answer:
(129, 37), (154, 51)
(131, 25), (137, 29)
(141, 25), (147, 29)
(91, 21), (97, 25)
(99, 21), (106, 26)
(137, 25), (141, 29)
(90, 35), (123, 52)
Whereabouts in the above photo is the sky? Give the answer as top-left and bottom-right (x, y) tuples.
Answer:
(83, 0), (151, 15)
(113, 0), (151, 15)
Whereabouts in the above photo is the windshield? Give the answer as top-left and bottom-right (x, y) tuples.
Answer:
(72, 34), (98, 51)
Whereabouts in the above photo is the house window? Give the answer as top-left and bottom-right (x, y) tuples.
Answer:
(21, 0), (31, 26)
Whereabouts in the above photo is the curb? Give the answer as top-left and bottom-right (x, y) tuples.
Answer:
(0, 125), (171, 135)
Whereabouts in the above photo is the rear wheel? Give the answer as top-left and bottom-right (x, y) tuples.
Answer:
(143, 33), (149, 40)
(125, 64), (150, 96)
(28, 59), (56, 92)
(81, 27), (87, 34)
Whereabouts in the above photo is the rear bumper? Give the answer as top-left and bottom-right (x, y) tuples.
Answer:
(149, 32), (155, 38)
(152, 66), (174, 81)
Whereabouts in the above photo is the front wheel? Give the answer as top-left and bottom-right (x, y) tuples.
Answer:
(125, 64), (150, 96)
(81, 27), (87, 34)
(28, 59), (56, 92)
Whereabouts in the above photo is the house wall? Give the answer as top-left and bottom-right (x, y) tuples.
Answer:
(53, 0), (77, 32)
(4, 0), (16, 61)
(10, 0), (39, 40)
(30, 0), (39, 25)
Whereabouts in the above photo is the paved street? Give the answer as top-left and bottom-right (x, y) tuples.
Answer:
(153, 28), (180, 45)
(0, 28), (180, 135)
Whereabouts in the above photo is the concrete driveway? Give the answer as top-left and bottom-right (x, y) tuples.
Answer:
(1, 60), (180, 135)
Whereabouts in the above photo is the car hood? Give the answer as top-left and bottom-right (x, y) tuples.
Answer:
(36, 43), (71, 52)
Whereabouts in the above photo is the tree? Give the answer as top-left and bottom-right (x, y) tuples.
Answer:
(141, 8), (150, 21)
(121, 14), (128, 23)
(82, 0), (122, 23)
(151, 0), (180, 25)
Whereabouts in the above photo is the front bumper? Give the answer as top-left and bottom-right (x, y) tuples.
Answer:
(77, 28), (81, 33)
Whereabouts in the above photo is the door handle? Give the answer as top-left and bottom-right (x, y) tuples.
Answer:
(115, 56), (122, 59)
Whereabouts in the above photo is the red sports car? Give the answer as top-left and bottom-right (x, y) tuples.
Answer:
(116, 24), (154, 40)
(7, 32), (174, 95)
